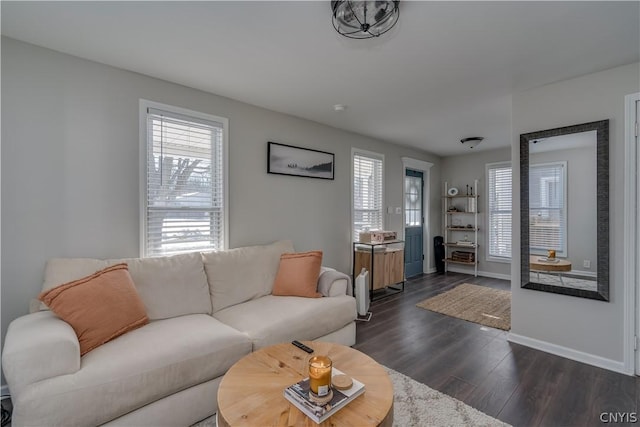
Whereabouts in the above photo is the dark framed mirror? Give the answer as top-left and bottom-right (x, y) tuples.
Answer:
(520, 120), (609, 301)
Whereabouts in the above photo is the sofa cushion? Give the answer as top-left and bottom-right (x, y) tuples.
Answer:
(40, 253), (212, 320)
(39, 263), (149, 356)
(272, 251), (323, 298)
(203, 240), (294, 313)
(11, 314), (251, 427)
(116, 253), (212, 319)
(42, 258), (110, 295)
(213, 295), (357, 350)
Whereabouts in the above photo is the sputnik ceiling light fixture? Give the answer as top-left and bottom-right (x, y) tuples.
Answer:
(331, 1), (400, 39)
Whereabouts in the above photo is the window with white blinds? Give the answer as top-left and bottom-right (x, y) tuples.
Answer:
(353, 150), (384, 241)
(529, 161), (567, 256)
(487, 162), (512, 260)
(141, 101), (228, 257)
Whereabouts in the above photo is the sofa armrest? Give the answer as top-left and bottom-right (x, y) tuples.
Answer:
(2, 311), (80, 397)
(318, 267), (353, 297)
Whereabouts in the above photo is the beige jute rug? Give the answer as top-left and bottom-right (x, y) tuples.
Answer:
(417, 283), (511, 330)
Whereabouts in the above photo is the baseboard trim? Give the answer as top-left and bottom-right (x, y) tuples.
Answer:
(425, 267), (437, 274)
(446, 266), (511, 281)
(507, 332), (630, 375)
(1, 385), (10, 398)
(568, 269), (597, 278)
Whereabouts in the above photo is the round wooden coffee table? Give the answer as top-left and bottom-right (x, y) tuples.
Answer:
(217, 341), (393, 426)
(530, 255), (572, 285)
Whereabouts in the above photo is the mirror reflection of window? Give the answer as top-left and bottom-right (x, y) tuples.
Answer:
(529, 162), (567, 257)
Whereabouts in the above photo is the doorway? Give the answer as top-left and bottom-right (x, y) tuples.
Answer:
(624, 92), (639, 375)
(635, 96), (640, 375)
(405, 169), (424, 278)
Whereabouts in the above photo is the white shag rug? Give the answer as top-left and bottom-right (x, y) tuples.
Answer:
(193, 366), (509, 427)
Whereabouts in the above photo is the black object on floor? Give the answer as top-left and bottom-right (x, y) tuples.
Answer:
(434, 236), (445, 273)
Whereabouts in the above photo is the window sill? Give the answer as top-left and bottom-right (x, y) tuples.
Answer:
(486, 256), (512, 264)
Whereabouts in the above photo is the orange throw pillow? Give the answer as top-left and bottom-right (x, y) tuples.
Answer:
(272, 251), (323, 298)
(39, 263), (149, 356)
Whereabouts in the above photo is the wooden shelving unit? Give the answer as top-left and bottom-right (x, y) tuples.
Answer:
(443, 180), (479, 277)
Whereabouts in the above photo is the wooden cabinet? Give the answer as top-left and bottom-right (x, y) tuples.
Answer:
(353, 241), (405, 299)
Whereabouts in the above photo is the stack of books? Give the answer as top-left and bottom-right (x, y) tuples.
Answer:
(451, 251), (475, 263)
(283, 368), (365, 423)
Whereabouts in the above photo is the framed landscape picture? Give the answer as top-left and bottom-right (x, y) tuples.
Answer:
(268, 142), (335, 180)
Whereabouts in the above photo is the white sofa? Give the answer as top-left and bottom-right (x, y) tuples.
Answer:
(2, 240), (356, 427)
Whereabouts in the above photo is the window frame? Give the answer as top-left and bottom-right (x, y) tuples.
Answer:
(528, 160), (568, 257)
(351, 148), (385, 242)
(486, 161), (513, 263)
(139, 99), (229, 257)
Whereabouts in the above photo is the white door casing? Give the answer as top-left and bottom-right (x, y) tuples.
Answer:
(623, 92), (640, 375)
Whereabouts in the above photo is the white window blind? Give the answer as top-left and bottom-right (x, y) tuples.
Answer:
(529, 162), (567, 256)
(487, 163), (512, 260)
(353, 151), (384, 241)
(143, 105), (226, 257)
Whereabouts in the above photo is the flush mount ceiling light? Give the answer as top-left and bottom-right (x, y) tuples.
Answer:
(460, 137), (484, 149)
(331, 1), (400, 39)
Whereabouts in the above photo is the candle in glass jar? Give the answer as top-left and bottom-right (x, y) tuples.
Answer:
(308, 355), (332, 397)
(548, 249), (556, 259)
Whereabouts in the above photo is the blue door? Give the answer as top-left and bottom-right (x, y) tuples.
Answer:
(405, 169), (424, 278)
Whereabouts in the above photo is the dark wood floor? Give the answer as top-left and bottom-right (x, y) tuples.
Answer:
(354, 272), (639, 427)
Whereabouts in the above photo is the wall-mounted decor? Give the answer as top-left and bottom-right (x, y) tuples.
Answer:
(268, 142), (335, 180)
(520, 119), (609, 301)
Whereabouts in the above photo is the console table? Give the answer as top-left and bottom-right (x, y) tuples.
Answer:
(353, 240), (405, 301)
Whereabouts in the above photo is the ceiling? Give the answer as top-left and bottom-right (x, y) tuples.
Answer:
(2, 1), (638, 157)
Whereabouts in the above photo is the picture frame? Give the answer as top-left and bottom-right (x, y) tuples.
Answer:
(267, 142), (335, 180)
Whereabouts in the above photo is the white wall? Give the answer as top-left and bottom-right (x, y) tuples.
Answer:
(510, 61), (640, 369)
(0, 38), (441, 371)
(441, 147), (512, 278)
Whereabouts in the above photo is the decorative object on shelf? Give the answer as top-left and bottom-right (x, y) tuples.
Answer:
(447, 187), (459, 196)
(267, 142), (334, 180)
(451, 251), (475, 263)
(331, 1), (400, 39)
(460, 137), (484, 149)
(467, 197), (476, 213)
(358, 230), (397, 244)
(547, 249), (556, 259)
